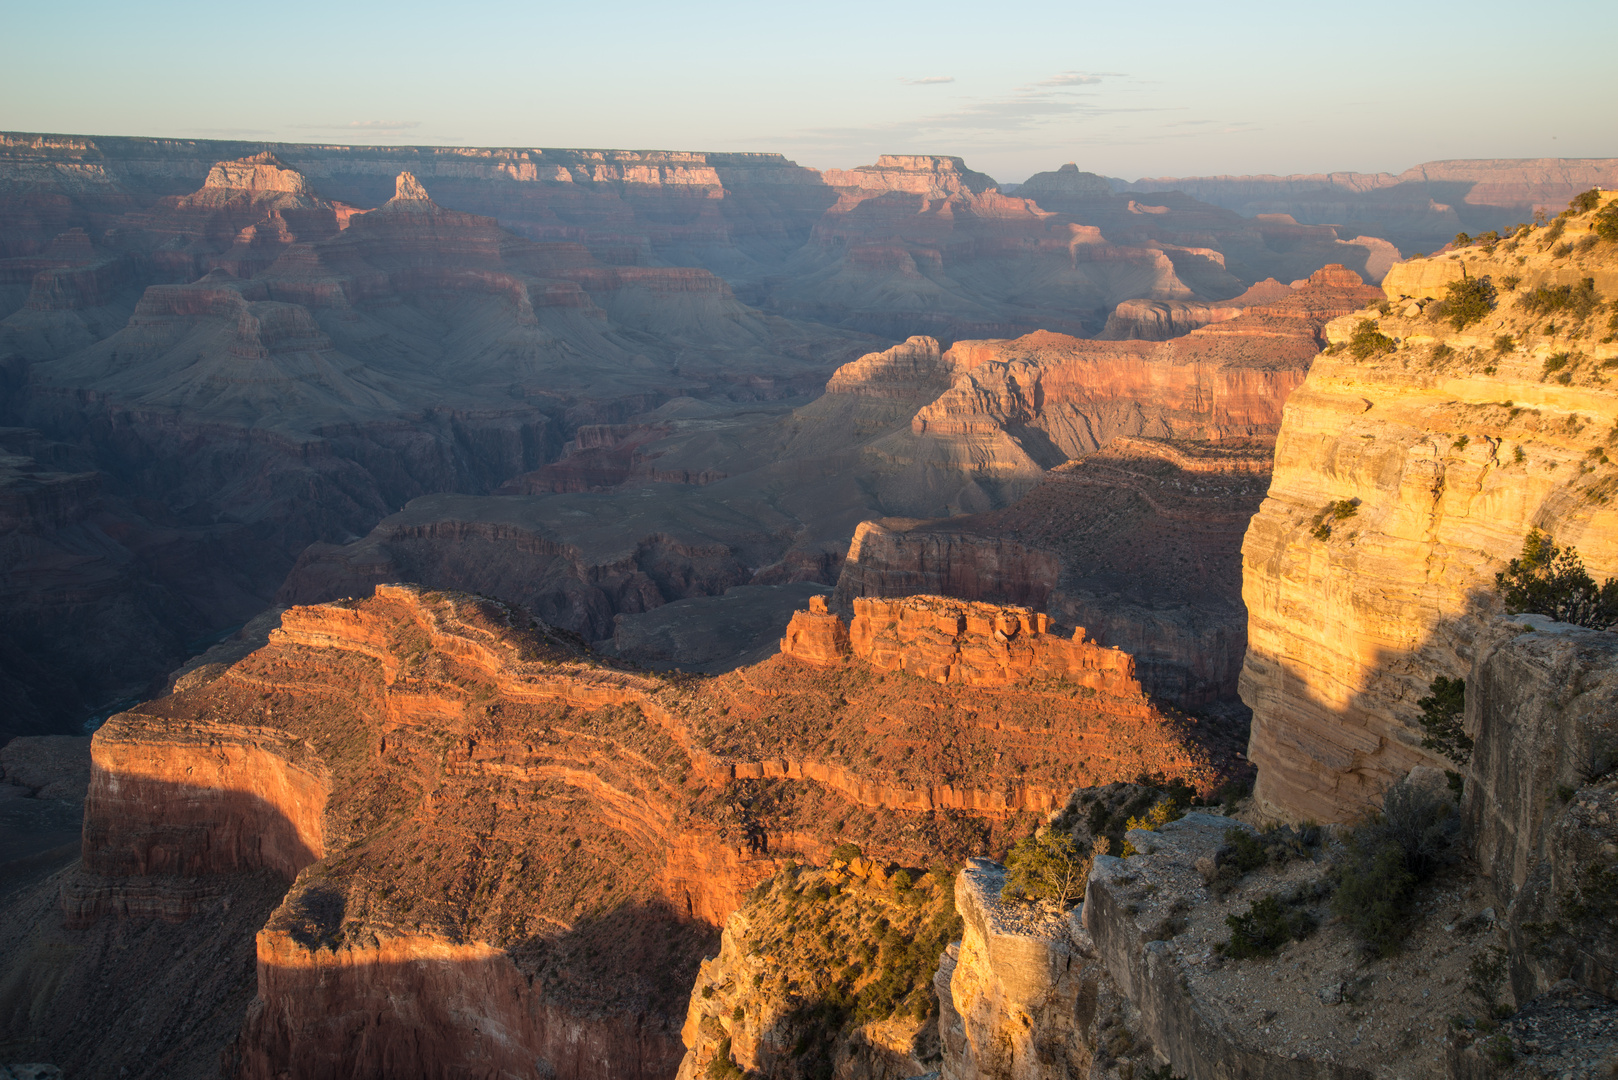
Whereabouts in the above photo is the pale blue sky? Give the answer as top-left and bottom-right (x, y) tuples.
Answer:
(4, 0), (1615, 182)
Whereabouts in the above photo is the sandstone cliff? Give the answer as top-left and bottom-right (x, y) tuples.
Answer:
(1240, 192), (1618, 821)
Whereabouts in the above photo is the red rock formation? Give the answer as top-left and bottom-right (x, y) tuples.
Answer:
(829, 519), (1060, 611)
(72, 583), (1219, 1079)
(778, 595), (850, 665)
(827, 438), (1275, 721)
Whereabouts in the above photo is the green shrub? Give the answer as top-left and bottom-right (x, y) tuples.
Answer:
(829, 841), (863, 863)
(1544, 217), (1568, 245)
(1204, 824), (1319, 895)
(1493, 334), (1515, 354)
(1495, 530), (1618, 629)
(1332, 780), (1459, 956)
(1570, 189), (1602, 214)
(1001, 831), (1105, 903)
(1501, 274), (1522, 292)
(1432, 276), (1497, 330)
(706, 1038), (743, 1080)
(1432, 342), (1455, 361)
(1518, 277), (1600, 321)
(1348, 318), (1396, 359)
(1416, 676), (1471, 765)
(1596, 201), (1618, 243)
(1453, 232), (1472, 247)
(1221, 827), (1269, 873)
(1309, 498), (1359, 540)
(1220, 894), (1317, 959)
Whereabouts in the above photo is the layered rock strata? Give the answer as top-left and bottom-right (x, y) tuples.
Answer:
(70, 583), (1220, 1079)
(1240, 193), (1618, 821)
(937, 858), (1102, 1080)
(829, 438), (1274, 715)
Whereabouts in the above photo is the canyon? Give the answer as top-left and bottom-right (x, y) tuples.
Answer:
(4, 130), (1618, 1080)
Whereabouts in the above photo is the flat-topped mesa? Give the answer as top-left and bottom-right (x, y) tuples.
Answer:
(202, 152), (315, 196)
(823, 154), (1000, 199)
(782, 593), (1136, 689)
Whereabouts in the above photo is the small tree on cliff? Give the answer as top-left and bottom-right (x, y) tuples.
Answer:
(1415, 676), (1471, 766)
(1495, 530), (1618, 630)
(1001, 832), (1109, 905)
(1431, 274), (1497, 330)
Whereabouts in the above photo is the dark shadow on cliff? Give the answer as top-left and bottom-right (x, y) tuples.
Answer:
(1245, 582), (1508, 818)
(82, 769), (323, 882)
(236, 898), (716, 1080)
(0, 860), (286, 1080)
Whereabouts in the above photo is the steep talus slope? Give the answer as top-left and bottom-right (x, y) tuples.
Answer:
(1240, 192), (1618, 821)
(42, 583), (1217, 1079)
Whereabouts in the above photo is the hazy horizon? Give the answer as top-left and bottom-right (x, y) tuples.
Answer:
(5, 0), (1616, 184)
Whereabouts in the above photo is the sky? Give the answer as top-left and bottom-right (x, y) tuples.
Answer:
(4, 0), (1616, 183)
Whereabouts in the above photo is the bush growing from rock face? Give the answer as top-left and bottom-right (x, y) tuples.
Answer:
(1433, 275), (1498, 330)
(829, 841), (863, 863)
(1001, 831), (1107, 903)
(1518, 277), (1600, 322)
(1495, 530), (1618, 630)
(1219, 893), (1317, 959)
(1570, 189), (1603, 215)
(1348, 318), (1396, 359)
(1596, 201), (1618, 243)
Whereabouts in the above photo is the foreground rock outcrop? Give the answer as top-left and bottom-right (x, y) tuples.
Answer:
(1241, 193), (1618, 821)
(676, 858), (959, 1080)
(51, 583), (1223, 1078)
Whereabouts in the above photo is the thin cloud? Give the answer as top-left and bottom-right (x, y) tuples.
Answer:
(1036, 72), (1102, 87)
(901, 76), (955, 85)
